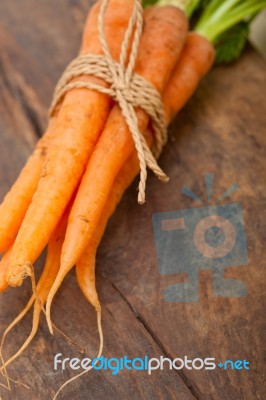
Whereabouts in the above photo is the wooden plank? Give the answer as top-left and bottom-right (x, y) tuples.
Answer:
(0, 0), (90, 116)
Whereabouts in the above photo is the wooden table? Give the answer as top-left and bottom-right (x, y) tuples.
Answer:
(0, 1), (265, 399)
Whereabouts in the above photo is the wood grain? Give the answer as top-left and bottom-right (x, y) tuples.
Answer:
(0, 1), (265, 399)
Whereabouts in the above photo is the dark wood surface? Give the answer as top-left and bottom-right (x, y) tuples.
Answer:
(0, 1), (265, 399)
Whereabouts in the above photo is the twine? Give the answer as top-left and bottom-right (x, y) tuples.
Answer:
(50, 0), (169, 204)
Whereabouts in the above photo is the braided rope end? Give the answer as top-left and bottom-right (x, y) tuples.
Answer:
(159, 174), (170, 183)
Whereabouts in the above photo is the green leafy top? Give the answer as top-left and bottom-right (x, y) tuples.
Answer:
(214, 21), (249, 63)
(142, 0), (266, 63)
(194, 0), (265, 43)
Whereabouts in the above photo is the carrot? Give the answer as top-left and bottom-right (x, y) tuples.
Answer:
(45, 6), (188, 329)
(0, 205), (69, 371)
(76, 135), (152, 311)
(7, 0), (136, 287)
(76, 32), (214, 317)
(163, 32), (215, 123)
(0, 119), (57, 253)
(76, 146), (149, 299)
(76, 250), (100, 314)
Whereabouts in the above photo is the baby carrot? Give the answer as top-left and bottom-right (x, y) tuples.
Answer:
(0, 119), (56, 253)
(163, 32), (215, 123)
(76, 137), (152, 311)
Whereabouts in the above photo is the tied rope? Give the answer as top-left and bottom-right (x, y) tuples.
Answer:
(50, 0), (169, 204)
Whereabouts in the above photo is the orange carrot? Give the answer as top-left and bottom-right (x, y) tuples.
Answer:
(0, 119), (57, 253)
(7, 0), (136, 287)
(76, 139), (151, 311)
(163, 32), (215, 123)
(45, 6), (188, 329)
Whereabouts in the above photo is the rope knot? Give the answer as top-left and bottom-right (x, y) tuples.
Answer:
(111, 77), (128, 93)
(49, 0), (169, 204)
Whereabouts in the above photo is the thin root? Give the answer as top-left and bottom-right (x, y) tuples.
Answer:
(0, 302), (41, 372)
(0, 294), (35, 388)
(52, 307), (103, 400)
(0, 369), (30, 390)
(0, 264), (37, 387)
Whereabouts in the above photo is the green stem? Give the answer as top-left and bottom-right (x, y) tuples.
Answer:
(196, 0), (241, 27)
(195, 0), (266, 43)
(186, 0), (201, 17)
(196, 0), (224, 25)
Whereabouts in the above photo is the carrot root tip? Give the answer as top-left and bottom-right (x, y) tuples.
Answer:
(46, 308), (54, 335)
(7, 262), (32, 287)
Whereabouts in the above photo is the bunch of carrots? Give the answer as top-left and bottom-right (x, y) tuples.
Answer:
(0, 0), (264, 397)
